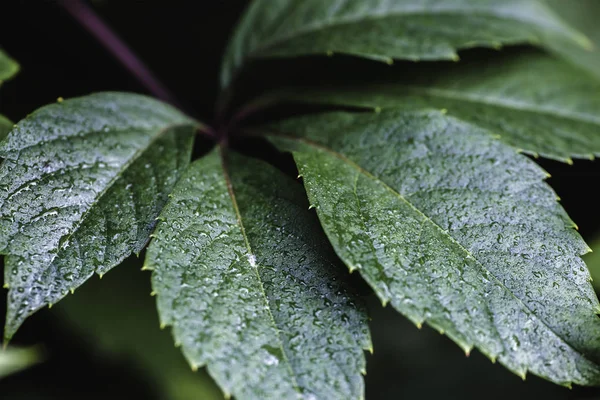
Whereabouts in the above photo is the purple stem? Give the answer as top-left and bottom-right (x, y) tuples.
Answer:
(58, 0), (181, 108)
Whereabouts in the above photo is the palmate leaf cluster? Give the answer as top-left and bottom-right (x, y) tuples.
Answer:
(3, 1), (600, 398)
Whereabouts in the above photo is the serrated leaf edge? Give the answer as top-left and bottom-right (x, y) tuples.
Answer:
(258, 127), (600, 386)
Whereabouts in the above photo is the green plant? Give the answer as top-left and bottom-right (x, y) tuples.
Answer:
(3, 1), (600, 399)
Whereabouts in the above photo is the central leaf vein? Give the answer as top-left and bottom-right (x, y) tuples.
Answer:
(218, 146), (301, 394)
(275, 132), (594, 365)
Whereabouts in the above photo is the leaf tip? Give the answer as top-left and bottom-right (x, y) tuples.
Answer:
(56, 97), (64, 103)
(326, 50), (334, 57)
(2, 283), (8, 289)
(451, 54), (460, 62)
(160, 322), (166, 329)
(150, 291), (157, 297)
(190, 362), (199, 372)
(385, 58), (394, 66)
(519, 371), (527, 381)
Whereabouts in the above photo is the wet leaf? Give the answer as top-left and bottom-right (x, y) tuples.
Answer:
(264, 50), (600, 163)
(259, 109), (600, 386)
(0, 92), (199, 340)
(221, 0), (590, 88)
(145, 150), (370, 400)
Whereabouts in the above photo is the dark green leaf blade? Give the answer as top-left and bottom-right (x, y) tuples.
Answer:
(0, 92), (198, 340)
(261, 110), (600, 386)
(0, 49), (19, 83)
(221, 0), (589, 88)
(267, 51), (600, 163)
(146, 149), (370, 400)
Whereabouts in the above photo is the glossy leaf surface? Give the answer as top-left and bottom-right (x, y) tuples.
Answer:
(146, 150), (370, 400)
(264, 51), (600, 163)
(0, 93), (197, 340)
(221, 0), (589, 87)
(260, 109), (600, 386)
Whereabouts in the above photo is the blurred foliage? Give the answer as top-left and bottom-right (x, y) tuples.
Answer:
(0, 346), (43, 379)
(366, 296), (600, 399)
(54, 257), (223, 400)
(548, 0), (600, 46)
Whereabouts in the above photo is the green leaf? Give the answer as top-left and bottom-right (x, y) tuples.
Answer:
(56, 257), (223, 400)
(0, 92), (198, 340)
(546, 0), (600, 80)
(221, 0), (590, 88)
(0, 49), (18, 141)
(0, 49), (19, 83)
(259, 109), (600, 386)
(0, 345), (43, 378)
(266, 50), (600, 163)
(145, 149), (370, 400)
(0, 115), (13, 142)
(548, 0), (600, 47)
(583, 237), (600, 293)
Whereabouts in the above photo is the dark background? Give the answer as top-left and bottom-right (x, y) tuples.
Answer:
(1, 1), (600, 399)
